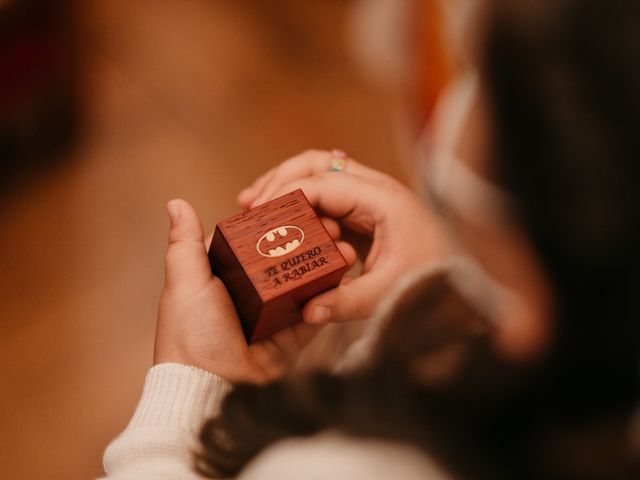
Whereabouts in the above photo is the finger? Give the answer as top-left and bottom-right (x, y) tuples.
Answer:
(237, 188), (256, 208)
(165, 199), (212, 289)
(269, 173), (390, 234)
(320, 216), (341, 240)
(340, 273), (355, 286)
(250, 150), (329, 207)
(250, 149), (391, 208)
(301, 272), (385, 324)
(249, 322), (322, 377)
(291, 321), (323, 348)
(205, 231), (213, 251)
(268, 322), (323, 357)
(254, 336), (288, 365)
(237, 167), (277, 208)
(335, 240), (357, 268)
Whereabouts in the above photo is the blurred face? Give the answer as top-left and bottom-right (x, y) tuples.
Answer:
(426, 75), (554, 363)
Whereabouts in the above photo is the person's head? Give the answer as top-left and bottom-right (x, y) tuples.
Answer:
(428, 0), (640, 403)
(198, 0), (640, 477)
(489, 0), (640, 399)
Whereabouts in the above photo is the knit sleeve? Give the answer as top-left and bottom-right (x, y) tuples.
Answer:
(237, 432), (450, 480)
(101, 363), (232, 479)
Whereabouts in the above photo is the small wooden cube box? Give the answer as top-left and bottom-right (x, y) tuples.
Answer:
(208, 189), (348, 343)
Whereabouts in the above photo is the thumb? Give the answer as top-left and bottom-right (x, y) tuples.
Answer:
(302, 273), (384, 324)
(165, 199), (212, 289)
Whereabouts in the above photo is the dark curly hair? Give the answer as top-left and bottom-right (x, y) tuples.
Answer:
(196, 0), (640, 478)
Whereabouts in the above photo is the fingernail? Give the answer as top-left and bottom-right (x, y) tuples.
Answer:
(310, 305), (331, 324)
(238, 187), (253, 202)
(331, 149), (347, 159)
(167, 200), (181, 226)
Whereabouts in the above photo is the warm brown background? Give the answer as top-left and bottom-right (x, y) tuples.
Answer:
(0, 1), (407, 478)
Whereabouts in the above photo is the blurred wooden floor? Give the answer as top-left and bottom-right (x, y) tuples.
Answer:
(0, 1), (405, 478)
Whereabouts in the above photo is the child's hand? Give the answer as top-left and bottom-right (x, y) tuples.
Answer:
(238, 150), (450, 325)
(153, 199), (353, 383)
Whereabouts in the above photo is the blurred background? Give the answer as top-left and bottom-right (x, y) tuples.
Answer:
(0, 0), (463, 478)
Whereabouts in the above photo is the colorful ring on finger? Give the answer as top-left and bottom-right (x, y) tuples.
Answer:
(330, 149), (348, 172)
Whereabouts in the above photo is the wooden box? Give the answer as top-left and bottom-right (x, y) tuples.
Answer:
(208, 189), (348, 343)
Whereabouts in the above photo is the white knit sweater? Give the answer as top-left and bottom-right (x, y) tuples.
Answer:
(101, 363), (447, 479)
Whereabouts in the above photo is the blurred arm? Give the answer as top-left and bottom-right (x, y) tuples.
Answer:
(101, 363), (231, 479)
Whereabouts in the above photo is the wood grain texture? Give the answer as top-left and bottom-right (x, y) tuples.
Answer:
(209, 189), (348, 342)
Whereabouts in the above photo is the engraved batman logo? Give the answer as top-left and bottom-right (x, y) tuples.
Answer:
(256, 225), (305, 258)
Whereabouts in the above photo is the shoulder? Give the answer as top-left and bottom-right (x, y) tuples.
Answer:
(238, 431), (450, 480)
